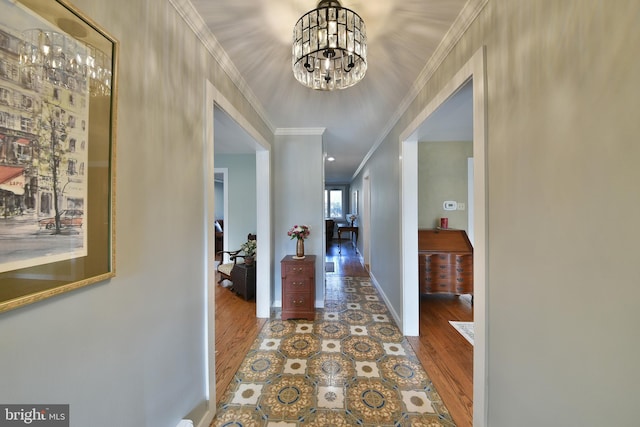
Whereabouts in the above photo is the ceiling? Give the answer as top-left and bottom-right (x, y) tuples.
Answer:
(199, 0), (472, 183)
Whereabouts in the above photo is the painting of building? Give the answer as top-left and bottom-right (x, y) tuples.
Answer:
(0, 4), (89, 273)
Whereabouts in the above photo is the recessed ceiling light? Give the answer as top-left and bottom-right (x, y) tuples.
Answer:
(327, 156), (336, 162)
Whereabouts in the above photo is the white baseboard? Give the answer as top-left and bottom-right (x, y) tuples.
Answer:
(368, 272), (402, 330)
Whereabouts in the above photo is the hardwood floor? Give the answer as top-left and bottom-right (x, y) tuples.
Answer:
(214, 265), (265, 404)
(214, 239), (473, 426)
(407, 294), (474, 427)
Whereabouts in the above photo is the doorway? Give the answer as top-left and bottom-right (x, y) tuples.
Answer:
(400, 47), (487, 426)
(205, 81), (272, 412)
(362, 174), (371, 271)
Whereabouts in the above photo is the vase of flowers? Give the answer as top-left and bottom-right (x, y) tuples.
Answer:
(288, 225), (310, 259)
(240, 238), (257, 265)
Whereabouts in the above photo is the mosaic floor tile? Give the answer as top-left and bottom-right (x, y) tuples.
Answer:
(212, 276), (456, 426)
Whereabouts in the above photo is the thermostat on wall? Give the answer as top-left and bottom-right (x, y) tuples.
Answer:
(443, 201), (457, 211)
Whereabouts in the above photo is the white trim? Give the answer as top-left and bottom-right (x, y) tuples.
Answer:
(470, 46), (488, 427)
(213, 92), (271, 151)
(255, 150), (271, 318)
(363, 174), (371, 270)
(400, 138), (419, 336)
(399, 47), (488, 427)
(169, 0), (274, 134)
(369, 272), (401, 328)
(202, 79), (217, 426)
(214, 168), (229, 262)
(353, 0), (489, 181)
(275, 127), (326, 136)
(202, 79), (274, 425)
(467, 158), (475, 246)
(209, 88), (272, 319)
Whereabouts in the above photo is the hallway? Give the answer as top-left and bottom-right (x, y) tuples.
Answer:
(214, 239), (472, 426)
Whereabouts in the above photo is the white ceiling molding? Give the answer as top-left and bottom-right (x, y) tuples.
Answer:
(169, 0), (274, 133)
(275, 128), (326, 136)
(352, 0), (489, 181)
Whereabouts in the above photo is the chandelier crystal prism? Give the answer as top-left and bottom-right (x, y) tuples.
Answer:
(292, 0), (367, 91)
(20, 29), (113, 96)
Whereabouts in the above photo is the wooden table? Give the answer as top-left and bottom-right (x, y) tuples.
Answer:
(337, 225), (358, 253)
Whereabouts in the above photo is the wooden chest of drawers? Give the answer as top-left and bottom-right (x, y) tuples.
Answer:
(281, 255), (316, 320)
(418, 229), (473, 295)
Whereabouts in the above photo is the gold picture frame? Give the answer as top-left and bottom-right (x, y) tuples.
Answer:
(0, 0), (117, 313)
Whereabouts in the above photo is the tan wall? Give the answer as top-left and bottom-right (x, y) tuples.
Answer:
(418, 141), (472, 231)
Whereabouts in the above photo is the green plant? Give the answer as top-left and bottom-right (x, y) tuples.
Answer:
(240, 239), (257, 256)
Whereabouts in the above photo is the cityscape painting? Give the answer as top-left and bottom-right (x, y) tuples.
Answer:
(0, 0), (89, 273)
(0, 0), (117, 313)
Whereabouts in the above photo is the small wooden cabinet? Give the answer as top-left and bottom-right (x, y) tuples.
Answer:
(231, 262), (256, 300)
(281, 255), (316, 320)
(418, 229), (473, 295)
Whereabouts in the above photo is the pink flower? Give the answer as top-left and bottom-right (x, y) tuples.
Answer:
(288, 224), (311, 240)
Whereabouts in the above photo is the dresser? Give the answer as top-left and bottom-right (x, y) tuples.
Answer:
(418, 229), (473, 296)
(281, 255), (316, 320)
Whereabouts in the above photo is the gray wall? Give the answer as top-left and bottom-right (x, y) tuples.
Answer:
(215, 154), (257, 252)
(0, 0), (271, 426)
(272, 133), (324, 308)
(353, 0), (640, 425)
(3, 0), (639, 426)
(214, 180), (224, 220)
(356, 135), (403, 316)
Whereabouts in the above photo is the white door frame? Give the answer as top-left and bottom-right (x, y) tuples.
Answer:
(400, 47), (487, 427)
(363, 174), (371, 270)
(214, 168), (229, 261)
(204, 80), (272, 417)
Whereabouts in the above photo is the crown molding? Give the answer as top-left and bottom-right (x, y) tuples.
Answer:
(169, 0), (275, 133)
(275, 128), (326, 136)
(353, 0), (489, 180)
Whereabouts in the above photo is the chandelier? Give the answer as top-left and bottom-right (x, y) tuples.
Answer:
(292, 0), (367, 91)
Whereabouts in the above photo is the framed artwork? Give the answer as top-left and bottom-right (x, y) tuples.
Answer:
(0, 0), (118, 313)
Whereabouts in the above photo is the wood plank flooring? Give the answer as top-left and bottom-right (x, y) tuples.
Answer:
(214, 239), (473, 426)
(407, 294), (474, 427)
(214, 268), (265, 404)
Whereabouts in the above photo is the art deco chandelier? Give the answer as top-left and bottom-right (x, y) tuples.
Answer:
(292, 0), (367, 90)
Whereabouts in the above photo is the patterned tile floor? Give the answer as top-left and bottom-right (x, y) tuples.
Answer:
(213, 276), (455, 426)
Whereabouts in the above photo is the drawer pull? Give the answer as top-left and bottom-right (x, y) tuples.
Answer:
(293, 299), (305, 306)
